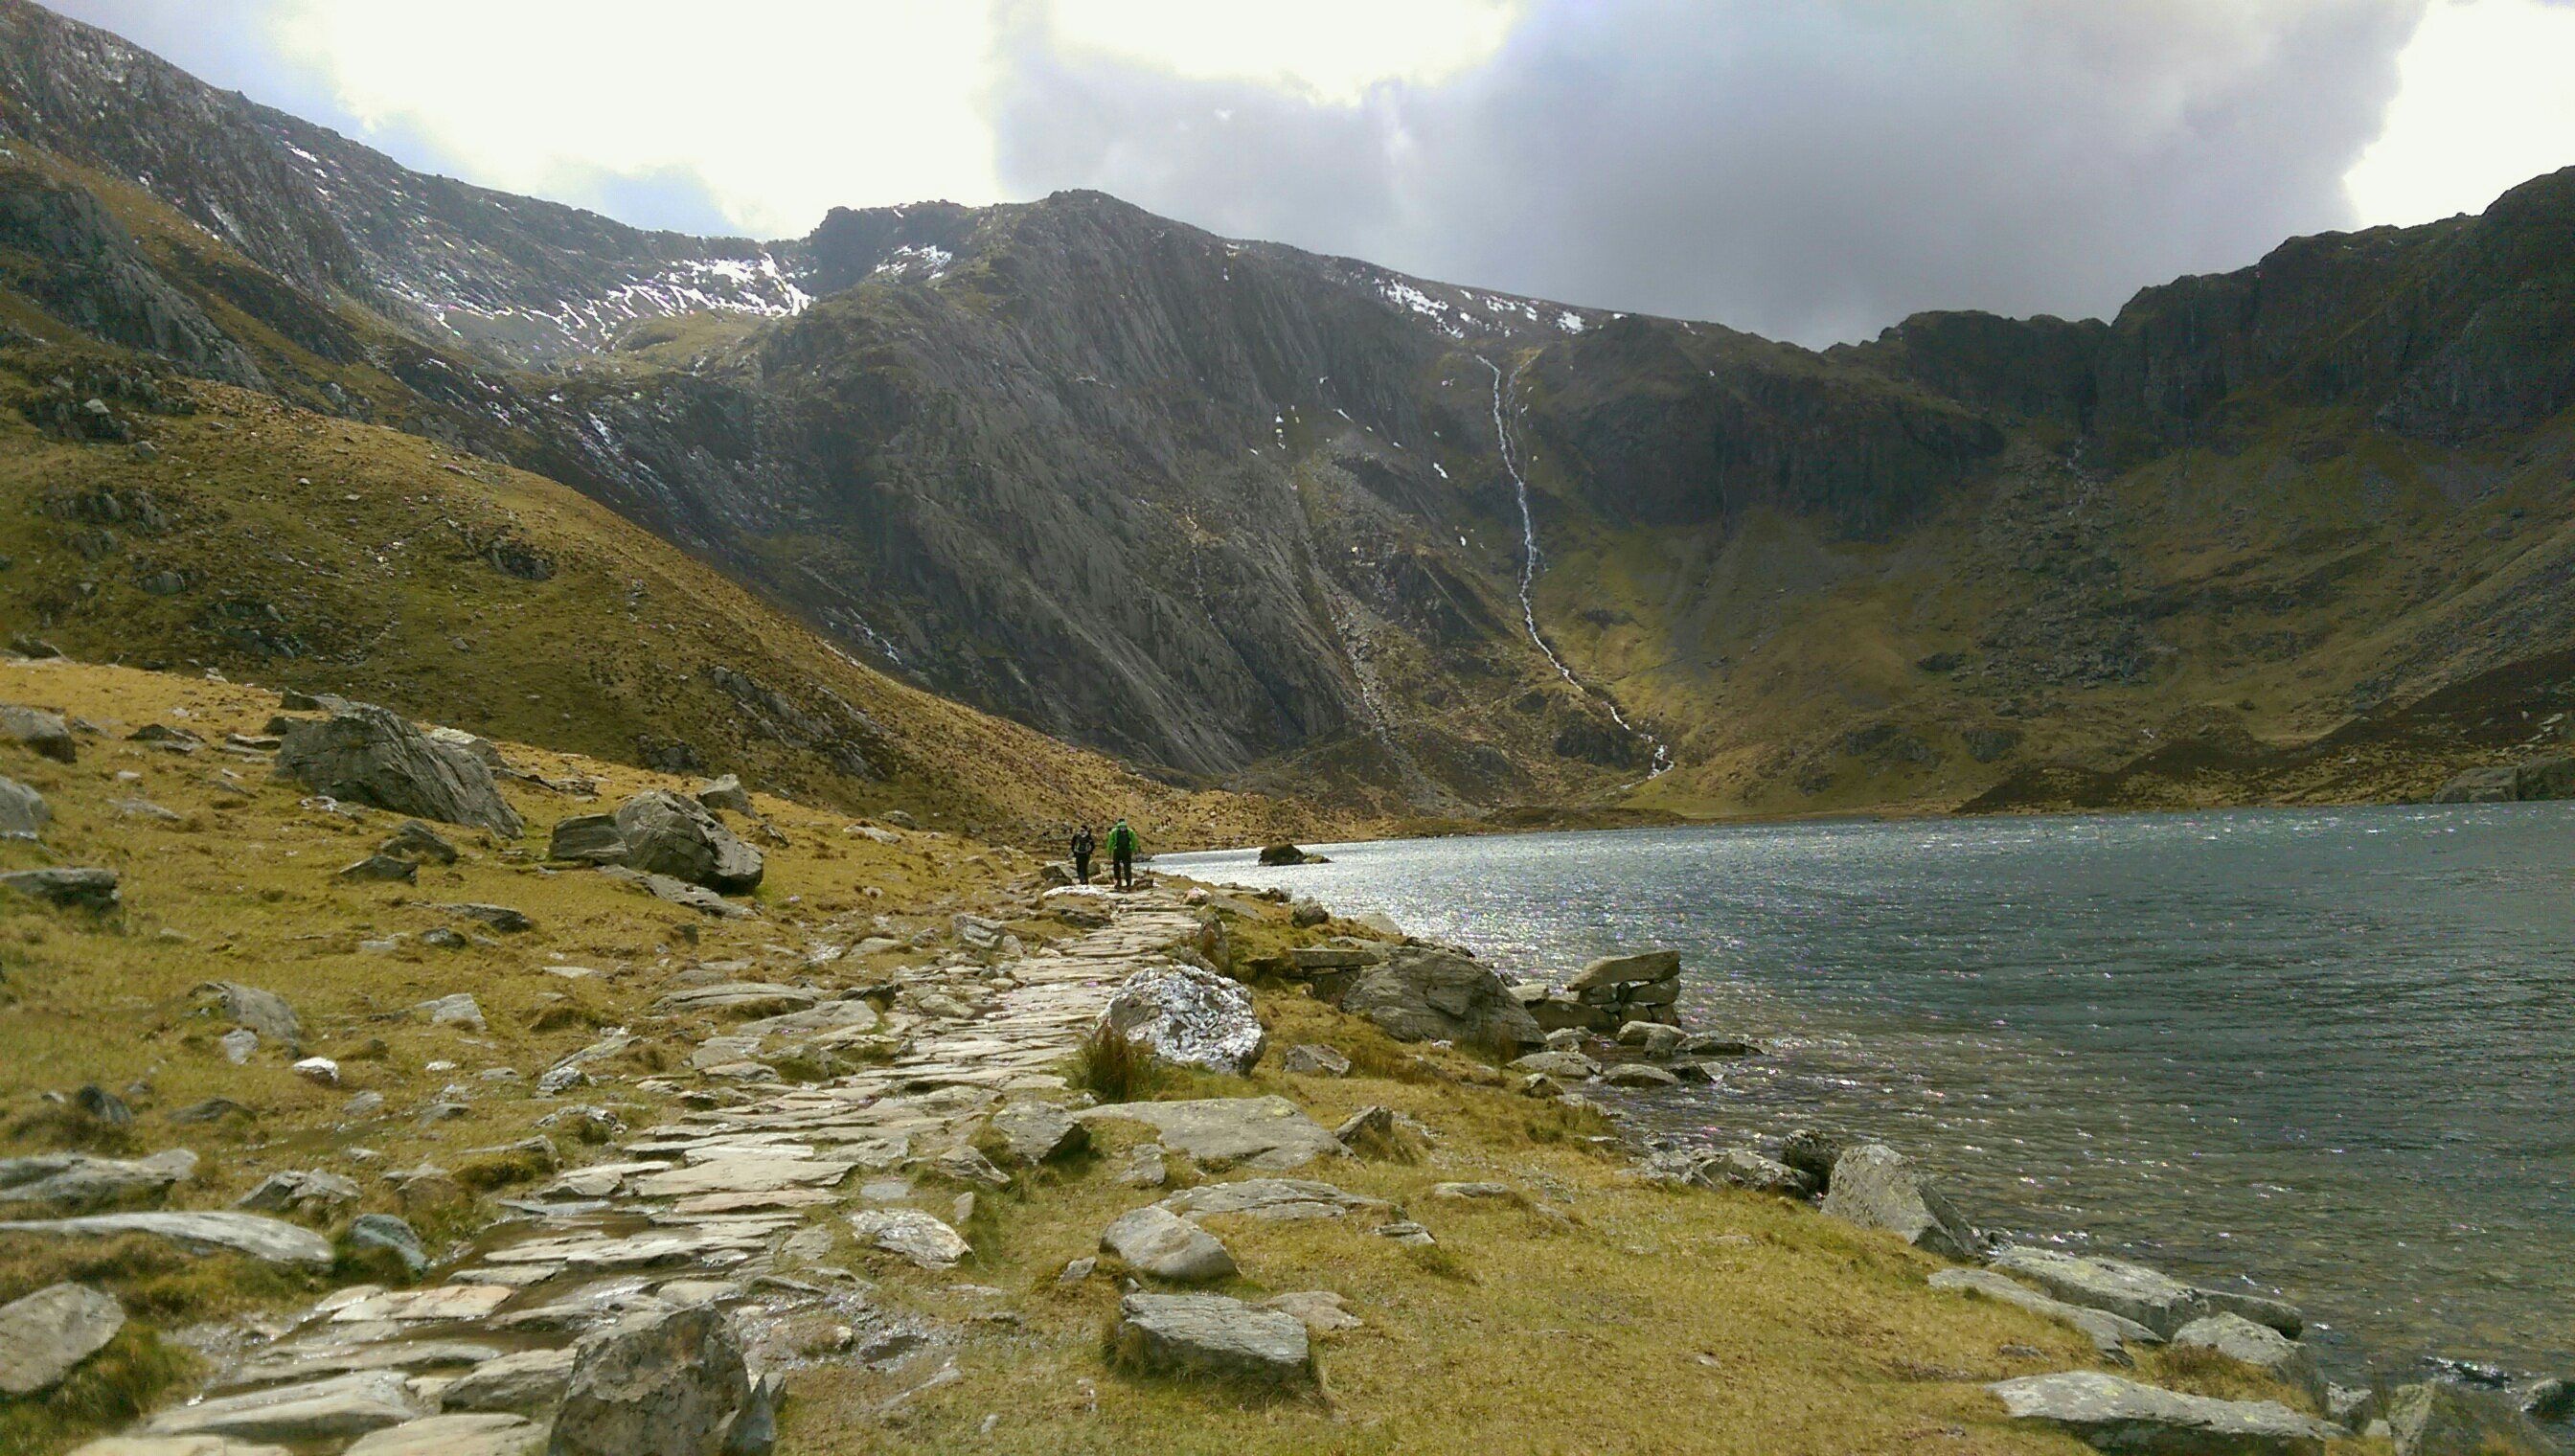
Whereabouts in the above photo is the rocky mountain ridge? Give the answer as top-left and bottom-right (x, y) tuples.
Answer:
(3, 0), (2571, 817)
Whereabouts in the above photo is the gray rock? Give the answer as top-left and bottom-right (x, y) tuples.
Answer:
(1374, 1220), (1436, 1247)
(2384, 1381), (2556, 1455)
(1079, 1098), (1344, 1172)
(1097, 963), (1266, 1076)
(2430, 765), (2520, 804)
(551, 1305), (758, 1456)
(1333, 1103), (1398, 1149)
(988, 1102), (1088, 1166)
(0, 1282), (125, 1395)
(345, 1414), (545, 1456)
(1332, 944), (1543, 1050)
(0, 773), (49, 838)
(2515, 1377), (2573, 1423)
(142, 1371), (422, 1445)
(278, 705), (522, 837)
(1988, 1371), (2340, 1453)
(1615, 1021), (1686, 1057)
(1930, 1267), (2160, 1364)
(0, 866), (119, 911)
(1509, 1050), (1600, 1080)
(1778, 1128), (1844, 1190)
(63, 1440), (293, 1455)
(0, 704), (76, 762)
(1112, 1292), (1312, 1387)
(381, 820), (460, 865)
(613, 791), (763, 892)
(1158, 1178), (1389, 1222)
(350, 1213), (429, 1275)
(1261, 1290), (1361, 1333)
(846, 1209), (969, 1269)
(1115, 1144), (1169, 1189)
(1102, 1205), (1238, 1284)
(2197, 1287), (2304, 1339)
(2326, 1384), (2380, 1432)
(599, 867), (754, 918)
(1281, 1044), (1351, 1077)
(234, 1169), (361, 1216)
(1988, 1247), (2209, 1338)
(1288, 899), (1328, 928)
(1564, 949), (1680, 993)
(439, 1347), (579, 1417)
(694, 775), (755, 815)
(202, 981), (302, 1048)
(651, 984), (820, 1016)
(1600, 1061), (1681, 1088)
(440, 904), (534, 934)
(339, 853), (420, 883)
(548, 814), (627, 866)
(2174, 1313), (2327, 1408)
(420, 993), (488, 1032)
(0, 1210), (335, 1265)
(0, 1149), (196, 1212)
(1817, 1144), (1983, 1260)
(1692, 1149), (1815, 1198)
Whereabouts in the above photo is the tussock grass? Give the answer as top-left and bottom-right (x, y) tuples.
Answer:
(1068, 1024), (1167, 1104)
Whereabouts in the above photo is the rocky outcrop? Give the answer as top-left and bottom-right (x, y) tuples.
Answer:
(2383, 1381), (2557, 1456)
(1988, 1247), (2211, 1339)
(0, 1149), (195, 1212)
(1330, 944), (1542, 1050)
(1, 703), (77, 762)
(1097, 964), (1266, 1076)
(1256, 843), (1328, 866)
(1560, 950), (1682, 1030)
(0, 1210), (335, 1265)
(1817, 1143), (1983, 1260)
(2173, 1313), (2326, 1409)
(2430, 756), (2575, 804)
(1079, 1098), (1345, 1172)
(277, 705), (522, 837)
(611, 791), (763, 893)
(0, 772), (48, 837)
(1929, 1268), (2158, 1364)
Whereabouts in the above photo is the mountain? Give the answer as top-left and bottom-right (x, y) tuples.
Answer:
(3, 0), (2571, 818)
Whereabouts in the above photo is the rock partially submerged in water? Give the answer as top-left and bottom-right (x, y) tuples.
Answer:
(1817, 1143), (1984, 1260)
(2384, 1380), (2558, 1456)
(1988, 1371), (2340, 1454)
(1257, 842), (1329, 866)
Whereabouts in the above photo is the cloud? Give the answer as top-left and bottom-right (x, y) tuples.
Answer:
(55, 0), (2575, 347)
(2346, 0), (2575, 225)
(992, 0), (2429, 344)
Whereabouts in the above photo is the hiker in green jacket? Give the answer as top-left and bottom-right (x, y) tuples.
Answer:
(1108, 818), (1139, 891)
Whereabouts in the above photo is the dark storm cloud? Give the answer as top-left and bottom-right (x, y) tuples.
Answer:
(991, 1), (2427, 345)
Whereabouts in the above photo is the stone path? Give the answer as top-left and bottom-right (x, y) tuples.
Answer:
(85, 892), (1207, 1454)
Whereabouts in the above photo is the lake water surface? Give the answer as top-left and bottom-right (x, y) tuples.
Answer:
(1158, 805), (2575, 1378)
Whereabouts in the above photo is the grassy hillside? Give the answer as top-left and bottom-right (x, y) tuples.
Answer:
(0, 354), (1322, 849)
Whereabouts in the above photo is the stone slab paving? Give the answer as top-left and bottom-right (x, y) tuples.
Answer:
(85, 891), (1207, 1455)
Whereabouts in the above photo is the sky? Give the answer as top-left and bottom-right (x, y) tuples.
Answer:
(49, 0), (2575, 346)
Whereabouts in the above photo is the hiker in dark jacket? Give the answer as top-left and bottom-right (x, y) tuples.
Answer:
(1109, 818), (1138, 891)
(1069, 826), (1096, 885)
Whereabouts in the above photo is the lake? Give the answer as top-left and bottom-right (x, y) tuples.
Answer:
(1158, 804), (2575, 1379)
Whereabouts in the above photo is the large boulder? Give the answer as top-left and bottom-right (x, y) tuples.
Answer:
(2173, 1313), (2326, 1408)
(0, 1149), (196, 1212)
(612, 791), (763, 893)
(1332, 944), (1542, 1050)
(279, 705), (522, 837)
(1565, 949), (1681, 993)
(1988, 1247), (2210, 1338)
(0, 1282), (125, 1395)
(550, 1305), (760, 1456)
(547, 814), (628, 865)
(1816, 1144), (1983, 1260)
(2430, 765), (2521, 804)
(2515, 756), (2575, 801)
(1930, 1268), (2159, 1364)
(0, 774), (49, 838)
(2384, 1381), (2557, 1456)
(1988, 1372), (2340, 1454)
(1101, 1206), (1238, 1284)
(1097, 964), (1266, 1075)
(0, 867), (119, 911)
(1112, 1292), (1312, 1387)
(0, 704), (77, 762)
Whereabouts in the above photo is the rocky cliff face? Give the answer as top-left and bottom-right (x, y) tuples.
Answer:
(3, 0), (2571, 815)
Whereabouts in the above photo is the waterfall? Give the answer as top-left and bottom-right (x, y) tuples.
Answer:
(1483, 356), (1673, 778)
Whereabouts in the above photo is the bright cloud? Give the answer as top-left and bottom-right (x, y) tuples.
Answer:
(1044, 0), (1519, 103)
(2344, 0), (2575, 223)
(264, 1), (1009, 236)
